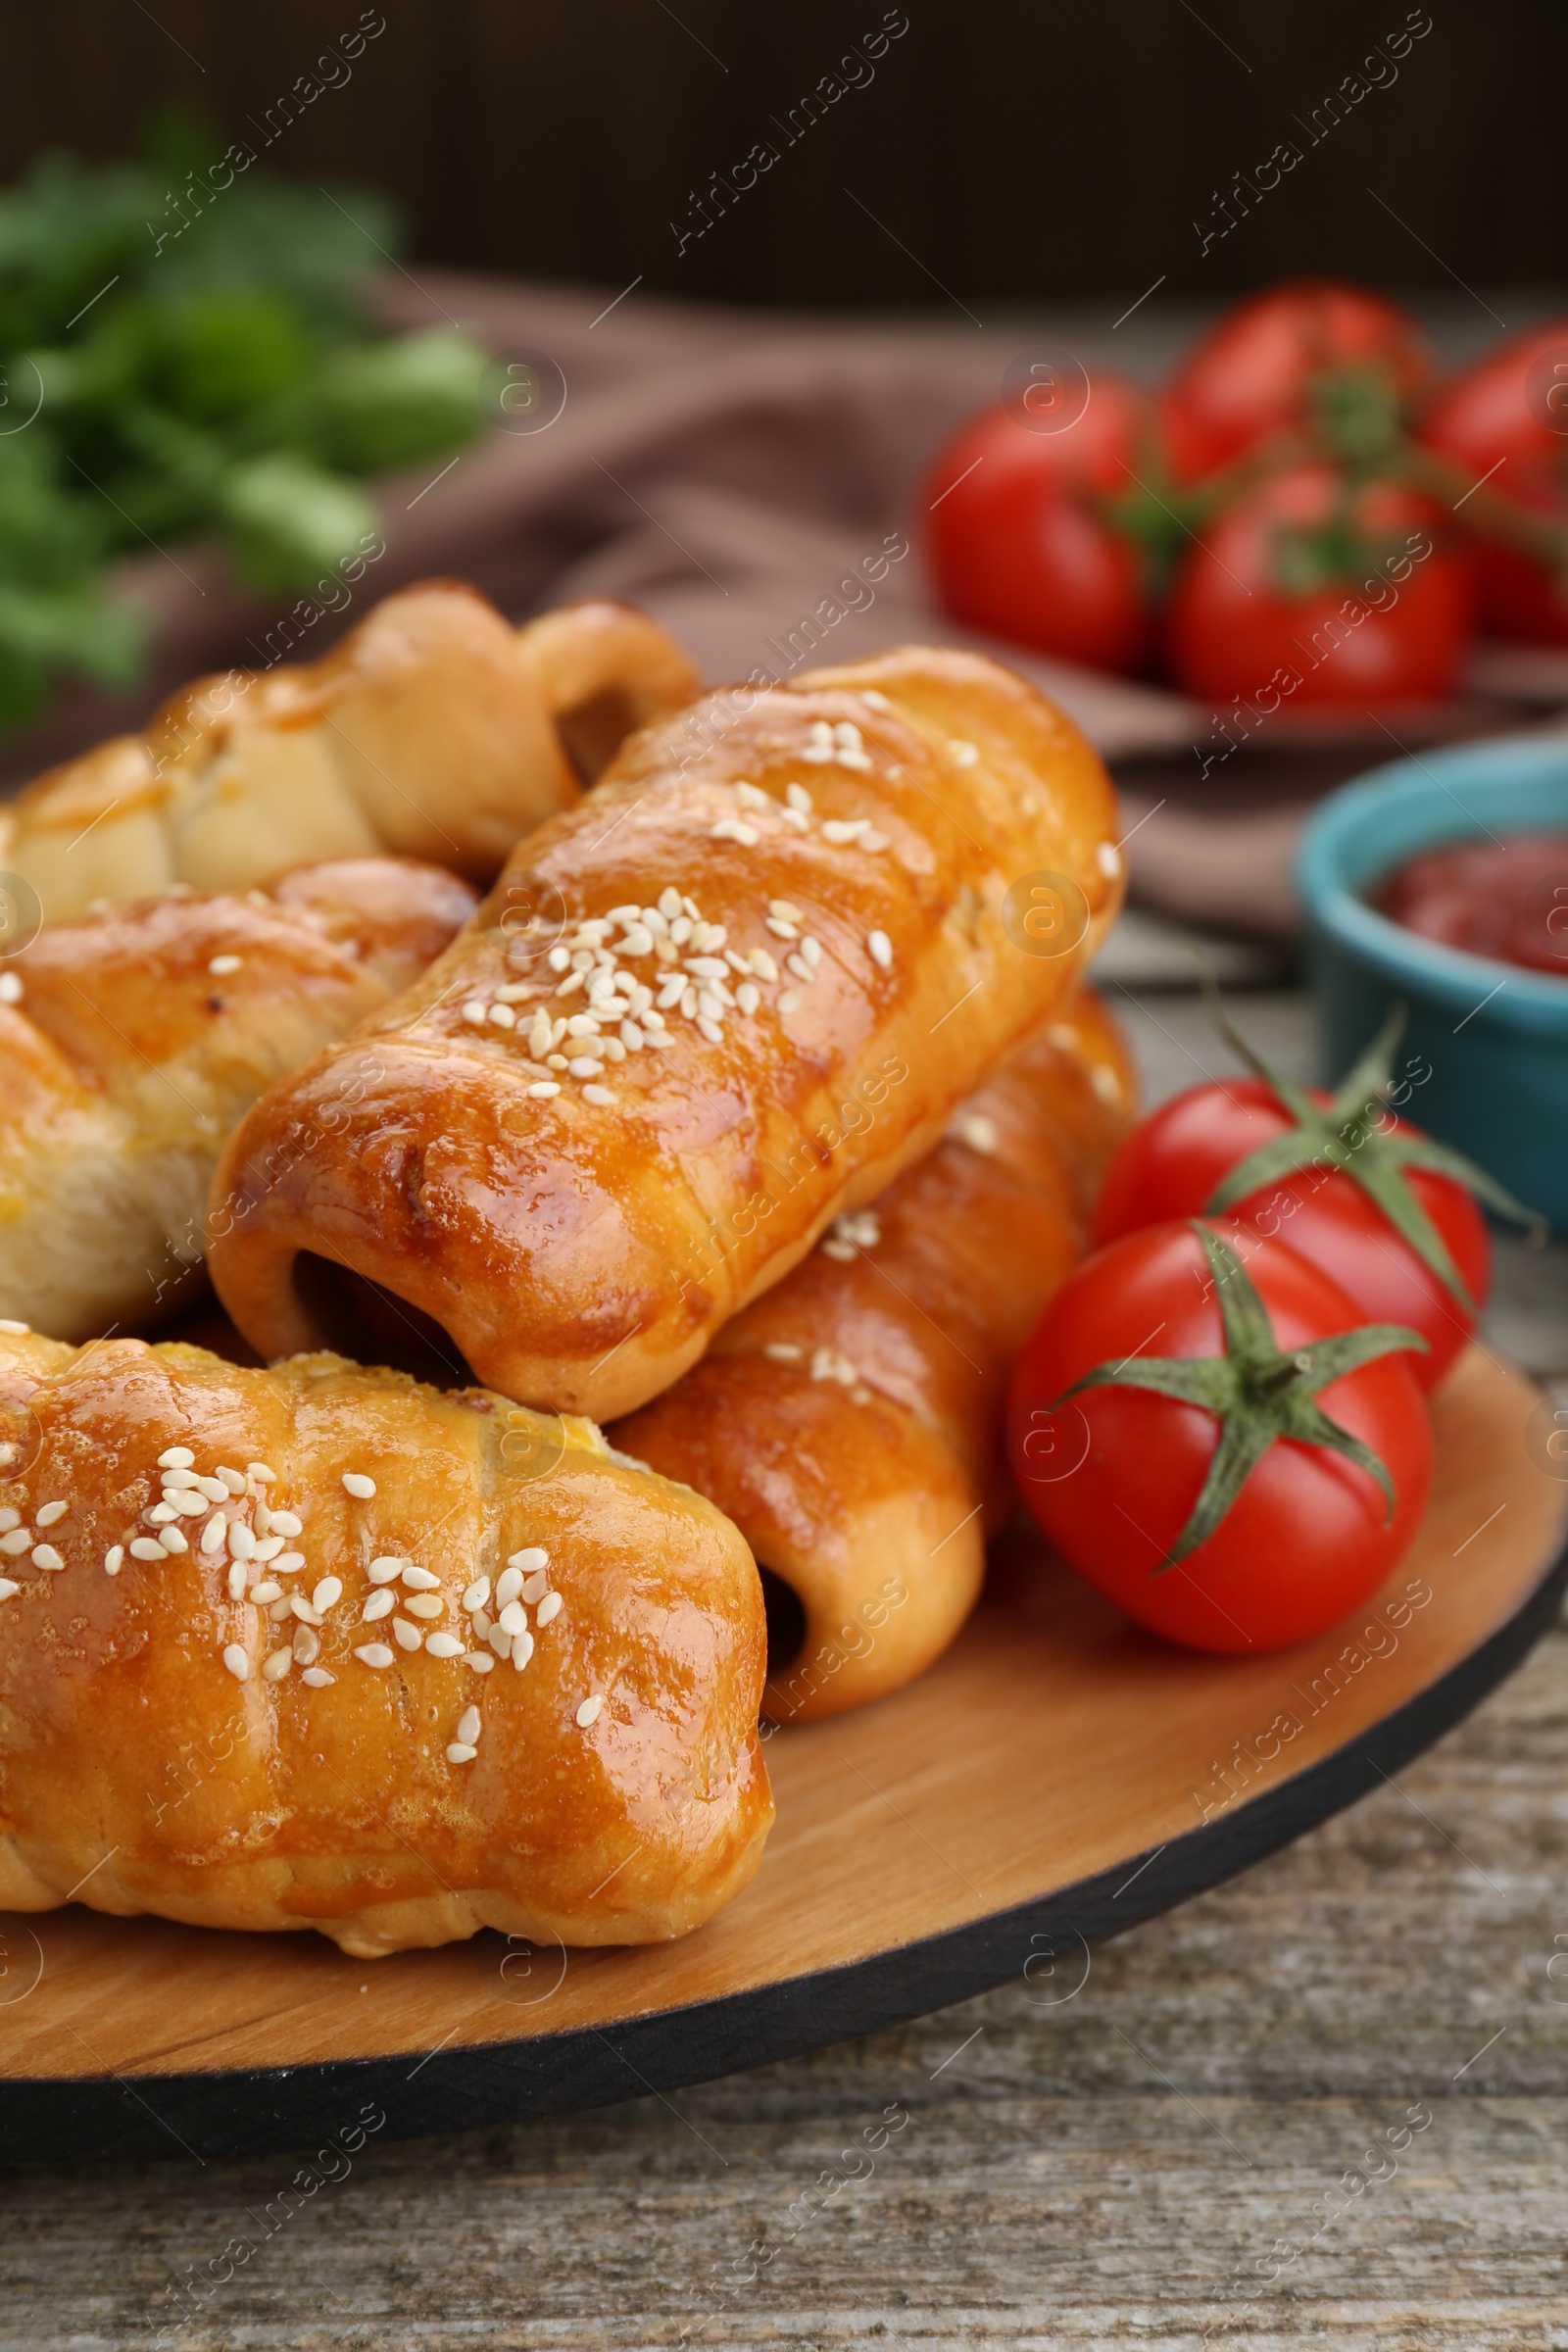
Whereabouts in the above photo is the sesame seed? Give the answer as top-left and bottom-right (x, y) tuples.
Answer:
(103, 1545), (123, 1576)
(576, 1694), (603, 1727)
(0, 1314), (26, 1332)
(582, 1085), (615, 1105)
(465, 1651), (495, 1673)
(425, 1632), (465, 1657)
(129, 1538), (165, 1560)
(860, 829), (890, 852)
(167, 1489), (209, 1516)
(158, 1446), (195, 1470)
(401, 1563), (439, 1591)
(342, 1473), (376, 1499)
(861, 688), (893, 710)
(0, 979), (20, 1006)
(763, 1341), (804, 1361)
(778, 988), (802, 1014)
(247, 1463), (275, 1483)
(947, 738), (980, 767)
(146, 1502), (178, 1526)
(734, 782), (769, 809)
(497, 1598), (527, 1635)
(457, 1704), (481, 1744)
(274, 1551), (306, 1574)
(0, 1509), (16, 1533)
(222, 1643), (250, 1682)
(392, 1618), (422, 1650)
(216, 1467), (247, 1494)
(250, 1533), (284, 1561)
(289, 1595), (322, 1626)
(30, 1544), (64, 1571)
(956, 1112), (999, 1154)
(355, 1643), (394, 1669)
(658, 887), (682, 919)
(368, 1556), (403, 1584)
(0, 1530), (29, 1555)
(405, 1593), (444, 1620)
(225, 1562), (246, 1601)
(463, 1575), (491, 1611)
(193, 1475), (227, 1503)
(269, 1597), (292, 1622)
(446, 1742), (477, 1764)
(362, 1590), (395, 1621)
(262, 1648), (292, 1683)
(34, 1500), (67, 1528)
(868, 930), (893, 969)
(462, 1002), (488, 1026)
(301, 1667), (335, 1688)
(487, 1623), (513, 1659)
(248, 1582), (282, 1604)
(159, 1528), (187, 1554)
(527, 1081), (561, 1098)
(785, 954), (812, 984)
(509, 1546), (548, 1574)
(512, 1629), (535, 1669)
(487, 1004), (515, 1029)
(567, 1055), (603, 1078)
(0, 1581), (17, 1602)
(292, 1625), (320, 1665)
(200, 1513), (227, 1555)
(313, 1576), (343, 1612)
(227, 1522), (256, 1561)
(536, 1591), (563, 1626)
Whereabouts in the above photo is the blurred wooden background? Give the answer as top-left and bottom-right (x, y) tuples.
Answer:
(0, 0), (1561, 310)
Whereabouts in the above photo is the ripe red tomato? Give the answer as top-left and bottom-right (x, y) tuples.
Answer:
(1093, 1075), (1491, 1391)
(1160, 280), (1437, 484)
(1421, 319), (1568, 644)
(1007, 1220), (1433, 1653)
(923, 374), (1153, 672)
(1164, 464), (1470, 706)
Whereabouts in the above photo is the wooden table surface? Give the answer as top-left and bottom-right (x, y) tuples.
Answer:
(4, 986), (1566, 2350)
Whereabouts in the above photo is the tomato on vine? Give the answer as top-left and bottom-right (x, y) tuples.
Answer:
(1007, 1219), (1433, 1653)
(1092, 1004), (1543, 1390)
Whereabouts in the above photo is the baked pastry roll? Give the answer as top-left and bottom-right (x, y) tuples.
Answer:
(614, 992), (1137, 1722)
(0, 857), (476, 1344)
(208, 647), (1124, 1421)
(0, 1329), (769, 1956)
(0, 583), (698, 919)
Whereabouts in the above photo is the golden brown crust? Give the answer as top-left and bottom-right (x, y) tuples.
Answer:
(0, 585), (700, 917)
(0, 859), (476, 1342)
(0, 1331), (770, 1957)
(612, 994), (1137, 1721)
(208, 648), (1124, 1420)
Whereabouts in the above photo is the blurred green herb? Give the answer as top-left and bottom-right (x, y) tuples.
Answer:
(0, 107), (489, 731)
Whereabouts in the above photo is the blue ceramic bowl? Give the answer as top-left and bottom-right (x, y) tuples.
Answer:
(1298, 736), (1568, 1231)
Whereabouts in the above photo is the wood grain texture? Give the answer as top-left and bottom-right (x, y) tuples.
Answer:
(1, 1597), (1567, 2343)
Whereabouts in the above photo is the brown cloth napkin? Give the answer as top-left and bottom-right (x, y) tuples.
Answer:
(9, 270), (1560, 938)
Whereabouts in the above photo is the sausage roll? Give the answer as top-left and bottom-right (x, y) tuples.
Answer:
(0, 582), (699, 919)
(613, 993), (1137, 1722)
(0, 857), (476, 1344)
(0, 1328), (769, 1956)
(207, 646), (1124, 1421)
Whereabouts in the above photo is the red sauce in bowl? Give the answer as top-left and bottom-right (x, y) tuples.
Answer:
(1373, 834), (1568, 977)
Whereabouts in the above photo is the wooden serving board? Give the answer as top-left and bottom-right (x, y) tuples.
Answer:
(0, 1343), (1562, 2167)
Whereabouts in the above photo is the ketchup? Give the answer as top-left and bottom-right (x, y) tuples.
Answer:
(1373, 834), (1568, 977)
